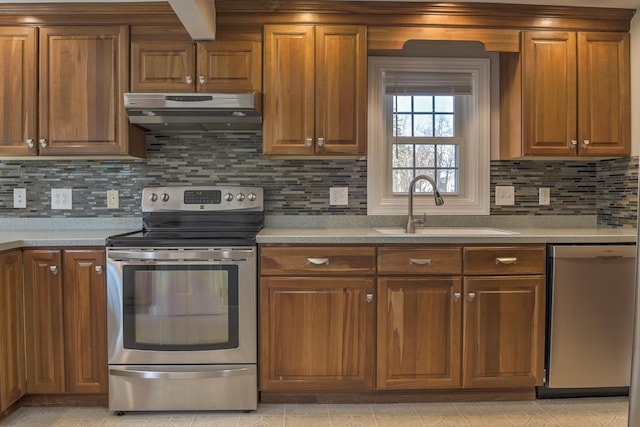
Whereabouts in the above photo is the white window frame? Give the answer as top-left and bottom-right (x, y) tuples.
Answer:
(367, 56), (491, 216)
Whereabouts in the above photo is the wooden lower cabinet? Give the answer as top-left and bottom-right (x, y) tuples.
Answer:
(377, 276), (462, 389)
(462, 275), (546, 388)
(23, 248), (107, 394)
(260, 276), (375, 391)
(0, 250), (26, 410)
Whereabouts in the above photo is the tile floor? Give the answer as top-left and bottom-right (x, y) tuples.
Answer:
(0, 397), (628, 427)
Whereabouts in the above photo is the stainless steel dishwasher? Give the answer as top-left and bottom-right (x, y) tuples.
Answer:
(538, 244), (636, 398)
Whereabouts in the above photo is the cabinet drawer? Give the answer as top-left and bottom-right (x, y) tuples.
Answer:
(378, 247), (462, 275)
(260, 246), (375, 276)
(464, 246), (545, 275)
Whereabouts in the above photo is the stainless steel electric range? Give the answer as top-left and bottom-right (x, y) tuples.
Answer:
(106, 186), (263, 413)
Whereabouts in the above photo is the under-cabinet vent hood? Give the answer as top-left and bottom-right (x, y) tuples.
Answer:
(124, 93), (261, 132)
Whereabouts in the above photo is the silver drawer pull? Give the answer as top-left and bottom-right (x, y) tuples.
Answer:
(366, 293), (374, 303)
(467, 292), (476, 302)
(95, 265), (103, 275)
(410, 258), (432, 266)
(453, 292), (461, 302)
(496, 257), (518, 265)
(49, 265), (58, 275)
(307, 257), (329, 266)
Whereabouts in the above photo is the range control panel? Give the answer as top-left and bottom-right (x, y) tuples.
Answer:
(141, 186), (263, 212)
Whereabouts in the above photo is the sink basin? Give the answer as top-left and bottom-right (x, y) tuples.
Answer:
(374, 227), (519, 236)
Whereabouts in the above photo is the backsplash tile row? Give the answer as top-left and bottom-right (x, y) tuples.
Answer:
(0, 133), (637, 226)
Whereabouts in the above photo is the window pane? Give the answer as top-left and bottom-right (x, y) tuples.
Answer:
(414, 114), (433, 137)
(438, 169), (458, 192)
(393, 144), (414, 168)
(434, 114), (454, 137)
(393, 169), (414, 193)
(413, 96), (433, 112)
(393, 114), (412, 137)
(415, 145), (435, 168)
(437, 145), (458, 167)
(395, 96), (412, 112)
(434, 96), (454, 112)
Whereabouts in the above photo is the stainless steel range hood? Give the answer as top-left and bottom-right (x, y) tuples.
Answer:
(124, 93), (261, 132)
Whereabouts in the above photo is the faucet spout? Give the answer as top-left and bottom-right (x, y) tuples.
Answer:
(406, 175), (445, 234)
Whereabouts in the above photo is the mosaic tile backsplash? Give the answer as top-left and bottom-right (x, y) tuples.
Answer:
(0, 133), (637, 227)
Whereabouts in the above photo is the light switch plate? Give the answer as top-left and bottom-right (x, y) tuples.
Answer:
(539, 187), (551, 205)
(495, 185), (515, 206)
(107, 190), (119, 209)
(329, 187), (349, 206)
(51, 188), (72, 210)
(13, 188), (26, 209)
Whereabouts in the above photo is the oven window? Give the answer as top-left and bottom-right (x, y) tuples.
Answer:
(122, 265), (239, 351)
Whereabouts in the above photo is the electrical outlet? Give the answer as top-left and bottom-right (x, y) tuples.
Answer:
(13, 188), (26, 209)
(329, 187), (349, 206)
(51, 188), (72, 210)
(107, 190), (119, 209)
(495, 185), (515, 206)
(539, 187), (551, 205)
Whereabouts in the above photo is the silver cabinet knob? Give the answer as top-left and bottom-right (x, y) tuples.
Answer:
(198, 75), (205, 85)
(453, 292), (461, 302)
(95, 265), (103, 275)
(185, 75), (193, 85)
(26, 138), (34, 148)
(569, 140), (577, 149)
(49, 265), (58, 275)
(366, 293), (374, 303)
(39, 138), (47, 148)
(317, 137), (325, 147)
(305, 138), (313, 148)
(582, 139), (590, 149)
(467, 292), (476, 302)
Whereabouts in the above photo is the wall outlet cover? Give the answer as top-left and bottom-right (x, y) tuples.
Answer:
(51, 188), (72, 210)
(539, 187), (551, 205)
(107, 190), (119, 209)
(13, 188), (26, 209)
(329, 187), (349, 206)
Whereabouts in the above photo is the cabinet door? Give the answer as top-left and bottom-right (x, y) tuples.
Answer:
(39, 26), (129, 155)
(198, 41), (262, 93)
(0, 251), (26, 410)
(263, 25), (316, 155)
(315, 25), (366, 156)
(377, 277), (462, 389)
(131, 39), (195, 92)
(23, 249), (65, 394)
(522, 31), (577, 156)
(0, 27), (37, 156)
(462, 276), (545, 388)
(63, 249), (107, 394)
(577, 32), (630, 157)
(260, 276), (375, 390)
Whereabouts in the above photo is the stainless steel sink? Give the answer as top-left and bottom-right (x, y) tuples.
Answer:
(374, 227), (519, 236)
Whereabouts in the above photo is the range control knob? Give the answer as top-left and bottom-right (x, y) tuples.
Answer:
(236, 193), (245, 202)
(247, 192), (257, 202)
(160, 193), (170, 202)
(149, 193), (158, 202)
(224, 193), (234, 202)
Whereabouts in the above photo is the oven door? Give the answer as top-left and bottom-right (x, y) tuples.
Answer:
(106, 247), (256, 365)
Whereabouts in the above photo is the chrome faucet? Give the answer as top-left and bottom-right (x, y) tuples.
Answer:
(406, 175), (445, 233)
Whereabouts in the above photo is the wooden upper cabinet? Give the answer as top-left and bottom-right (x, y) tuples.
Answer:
(130, 27), (261, 94)
(0, 27), (37, 156)
(0, 250), (26, 411)
(520, 30), (630, 157)
(38, 25), (144, 157)
(263, 25), (366, 157)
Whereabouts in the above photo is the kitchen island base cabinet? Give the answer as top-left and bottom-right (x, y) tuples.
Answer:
(23, 249), (107, 395)
(259, 277), (375, 391)
(0, 251), (26, 411)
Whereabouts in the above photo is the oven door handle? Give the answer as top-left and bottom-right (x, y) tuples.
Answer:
(109, 366), (254, 380)
(107, 249), (254, 261)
